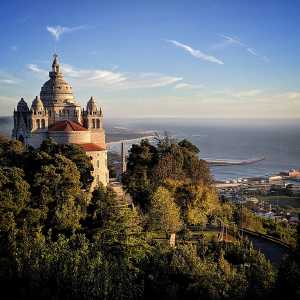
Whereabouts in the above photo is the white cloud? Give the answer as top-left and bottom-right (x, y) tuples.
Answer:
(232, 89), (263, 98)
(174, 82), (203, 90)
(166, 39), (224, 65)
(246, 47), (257, 56)
(212, 34), (243, 49)
(46, 25), (86, 41)
(215, 34), (269, 62)
(0, 79), (17, 85)
(130, 72), (182, 88)
(26, 64), (48, 75)
(61, 64), (127, 86)
(0, 71), (20, 85)
(26, 62), (182, 89)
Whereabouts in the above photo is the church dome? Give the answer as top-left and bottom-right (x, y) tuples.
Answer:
(40, 54), (75, 106)
(31, 96), (45, 110)
(17, 98), (29, 112)
(86, 96), (98, 112)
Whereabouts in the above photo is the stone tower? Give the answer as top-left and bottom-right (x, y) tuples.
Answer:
(12, 98), (32, 143)
(82, 96), (105, 149)
(31, 96), (49, 131)
(121, 141), (127, 174)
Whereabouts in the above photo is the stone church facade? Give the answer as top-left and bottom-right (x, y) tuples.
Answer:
(12, 55), (109, 188)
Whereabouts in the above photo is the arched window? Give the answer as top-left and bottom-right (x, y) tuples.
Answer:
(96, 119), (100, 128)
(92, 119), (96, 128)
(41, 119), (45, 128)
(36, 119), (40, 129)
(97, 160), (100, 168)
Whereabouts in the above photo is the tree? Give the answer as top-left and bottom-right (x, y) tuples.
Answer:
(0, 166), (31, 284)
(144, 243), (248, 300)
(122, 139), (158, 210)
(83, 184), (118, 234)
(0, 135), (25, 167)
(178, 139), (200, 154)
(31, 154), (87, 233)
(148, 187), (182, 235)
(276, 215), (300, 299)
(0, 167), (30, 218)
(40, 139), (94, 190)
(167, 182), (220, 226)
(122, 138), (214, 211)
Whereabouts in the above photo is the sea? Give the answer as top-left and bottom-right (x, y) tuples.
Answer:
(2, 116), (300, 181)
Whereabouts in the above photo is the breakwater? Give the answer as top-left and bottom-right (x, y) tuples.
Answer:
(206, 157), (265, 166)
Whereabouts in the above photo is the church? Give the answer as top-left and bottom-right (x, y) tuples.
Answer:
(12, 54), (109, 189)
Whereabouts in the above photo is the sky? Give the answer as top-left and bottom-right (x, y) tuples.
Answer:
(0, 0), (300, 119)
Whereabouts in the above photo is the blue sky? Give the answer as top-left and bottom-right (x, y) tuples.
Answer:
(0, 0), (300, 118)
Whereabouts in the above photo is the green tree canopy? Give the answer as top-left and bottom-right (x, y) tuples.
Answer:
(40, 139), (94, 190)
(148, 186), (182, 235)
(122, 137), (214, 212)
(31, 154), (87, 233)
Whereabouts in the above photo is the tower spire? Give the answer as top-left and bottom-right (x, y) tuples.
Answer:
(52, 53), (60, 73)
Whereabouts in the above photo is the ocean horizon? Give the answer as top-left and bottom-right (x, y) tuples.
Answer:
(1, 116), (299, 181)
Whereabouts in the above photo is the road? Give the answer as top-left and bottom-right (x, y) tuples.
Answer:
(189, 225), (292, 266)
(242, 232), (291, 266)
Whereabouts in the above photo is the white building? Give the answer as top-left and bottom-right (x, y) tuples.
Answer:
(12, 54), (109, 188)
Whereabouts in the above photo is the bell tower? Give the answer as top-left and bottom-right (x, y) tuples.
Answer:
(30, 96), (48, 131)
(83, 96), (105, 148)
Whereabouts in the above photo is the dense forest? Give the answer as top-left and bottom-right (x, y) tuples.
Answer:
(0, 135), (299, 299)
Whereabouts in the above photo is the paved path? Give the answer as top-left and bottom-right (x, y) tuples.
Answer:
(189, 226), (292, 266)
(242, 232), (291, 266)
(109, 179), (133, 205)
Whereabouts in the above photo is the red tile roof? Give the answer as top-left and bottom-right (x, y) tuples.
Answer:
(75, 143), (106, 152)
(48, 120), (88, 132)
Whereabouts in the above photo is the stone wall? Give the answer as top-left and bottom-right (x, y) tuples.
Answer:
(88, 150), (109, 189)
(49, 131), (91, 144)
(90, 129), (106, 148)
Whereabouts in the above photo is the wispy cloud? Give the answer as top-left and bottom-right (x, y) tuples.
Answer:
(213, 34), (243, 49)
(0, 71), (20, 85)
(26, 64), (48, 75)
(26, 62), (183, 89)
(0, 79), (17, 84)
(46, 25), (86, 41)
(131, 72), (182, 88)
(61, 64), (126, 86)
(214, 34), (269, 62)
(231, 89), (263, 98)
(174, 82), (204, 90)
(166, 39), (224, 65)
